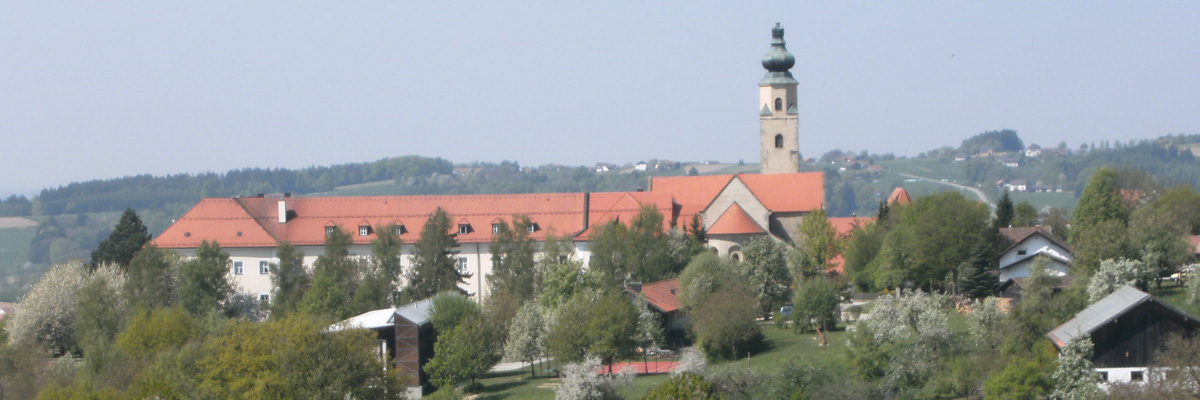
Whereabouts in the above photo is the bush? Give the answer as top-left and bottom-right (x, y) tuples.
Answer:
(691, 286), (763, 361)
(644, 373), (720, 400)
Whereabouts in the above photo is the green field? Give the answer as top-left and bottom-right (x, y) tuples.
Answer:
(877, 159), (968, 182)
(471, 322), (854, 399)
(1009, 191), (1078, 211)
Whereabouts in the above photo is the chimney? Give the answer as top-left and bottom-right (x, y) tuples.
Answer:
(278, 200), (287, 224)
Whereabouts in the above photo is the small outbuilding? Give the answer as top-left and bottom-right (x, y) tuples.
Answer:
(1047, 286), (1200, 385)
(626, 278), (688, 346)
(332, 298), (436, 399)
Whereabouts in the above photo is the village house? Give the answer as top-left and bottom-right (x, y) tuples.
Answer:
(997, 226), (1072, 282)
(1047, 286), (1200, 386)
(331, 298), (436, 398)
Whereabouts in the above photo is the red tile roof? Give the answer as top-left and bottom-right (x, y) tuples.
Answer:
(887, 187), (911, 205)
(827, 217), (873, 237)
(155, 192), (675, 248)
(707, 203), (767, 235)
(1190, 235), (1200, 255)
(650, 172), (824, 216)
(626, 278), (680, 313)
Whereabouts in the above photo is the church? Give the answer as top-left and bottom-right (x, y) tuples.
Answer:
(153, 24), (823, 300)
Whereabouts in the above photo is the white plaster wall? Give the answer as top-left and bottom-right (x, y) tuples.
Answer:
(999, 235), (1072, 268)
(999, 258), (1070, 282)
(1097, 367), (1149, 386)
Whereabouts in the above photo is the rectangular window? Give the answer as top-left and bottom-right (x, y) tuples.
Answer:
(458, 224), (470, 235)
(456, 256), (469, 275)
(259, 260), (270, 275)
(1131, 370), (1144, 382)
(325, 226), (335, 236)
(394, 225), (406, 235)
(259, 293), (270, 303)
(359, 226), (370, 236)
(492, 224), (501, 234)
(1017, 249), (1027, 256)
(527, 224), (536, 233)
(233, 261), (244, 275)
(1098, 371), (1109, 381)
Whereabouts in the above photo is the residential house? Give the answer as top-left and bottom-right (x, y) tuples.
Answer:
(625, 278), (687, 346)
(635, 161), (648, 171)
(1047, 286), (1200, 386)
(1003, 179), (1028, 192)
(331, 298), (436, 399)
(997, 226), (1072, 282)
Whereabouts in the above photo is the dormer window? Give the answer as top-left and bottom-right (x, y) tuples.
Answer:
(359, 226), (370, 236)
(458, 224), (471, 235)
(492, 223), (501, 234)
(325, 226), (335, 236)
(394, 225), (407, 235)
(527, 223), (538, 233)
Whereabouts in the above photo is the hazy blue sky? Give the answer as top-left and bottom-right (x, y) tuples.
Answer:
(3, 2), (1198, 196)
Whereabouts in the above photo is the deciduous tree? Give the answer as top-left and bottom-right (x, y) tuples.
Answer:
(269, 241), (308, 318)
(488, 215), (538, 302)
(124, 244), (180, 309)
(739, 236), (791, 319)
(426, 313), (500, 392)
(504, 302), (547, 378)
(178, 240), (233, 317)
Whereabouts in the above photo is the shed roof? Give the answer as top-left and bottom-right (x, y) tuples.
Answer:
(1044, 286), (1200, 349)
(329, 298), (434, 332)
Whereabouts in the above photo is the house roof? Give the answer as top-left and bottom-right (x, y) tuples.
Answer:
(998, 226), (1069, 255)
(1190, 235), (1200, 255)
(329, 298), (434, 332)
(828, 217), (873, 237)
(1046, 286), (1200, 349)
(155, 191), (674, 248)
(887, 187), (911, 205)
(650, 172), (824, 217)
(707, 203), (767, 235)
(626, 278), (680, 313)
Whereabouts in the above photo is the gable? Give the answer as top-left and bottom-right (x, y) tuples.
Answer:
(701, 177), (770, 232)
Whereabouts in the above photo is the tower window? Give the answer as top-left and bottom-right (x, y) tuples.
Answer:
(775, 134), (784, 148)
(774, 97), (783, 111)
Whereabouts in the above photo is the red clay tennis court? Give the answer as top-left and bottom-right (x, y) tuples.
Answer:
(596, 361), (678, 375)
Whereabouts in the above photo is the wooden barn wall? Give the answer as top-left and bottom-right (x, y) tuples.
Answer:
(1091, 301), (1200, 368)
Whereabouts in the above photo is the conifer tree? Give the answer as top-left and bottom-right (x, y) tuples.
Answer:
(487, 216), (537, 302)
(269, 242), (308, 318)
(405, 208), (463, 300)
(994, 190), (1014, 228)
(178, 240), (233, 316)
(89, 208), (152, 271)
(959, 240), (999, 299)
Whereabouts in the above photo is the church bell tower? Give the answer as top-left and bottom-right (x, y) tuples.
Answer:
(759, 23), (800, 174)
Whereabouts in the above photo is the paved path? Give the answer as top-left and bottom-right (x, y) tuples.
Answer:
(897, 172), (995, 211)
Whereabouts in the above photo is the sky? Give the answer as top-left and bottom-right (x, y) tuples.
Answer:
(2, 2), (1199, 197)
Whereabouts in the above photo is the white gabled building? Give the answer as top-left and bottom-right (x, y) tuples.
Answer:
(997, 226), (1073, 282)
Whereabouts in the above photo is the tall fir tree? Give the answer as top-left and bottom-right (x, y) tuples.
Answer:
(405, 208), (463, 300)
(960, 239), (999, 299)
(299, 227), (359, 320)
(90, 208), (152, 271)
(994, 190), (1014, 229)
(487, 215), (538, 302)
(270, 241), (309, 318)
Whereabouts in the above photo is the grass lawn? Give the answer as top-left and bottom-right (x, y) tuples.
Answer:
(471, 321), (856, 399)
(0, 225), (35, 275)
(1151, 281), (1200, 318)
(1009, 191), (1077, 211)
(878, 159), (968, 183)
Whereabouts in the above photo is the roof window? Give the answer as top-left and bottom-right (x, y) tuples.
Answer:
(458, 224), (471, 235)
(359, 226), (371, 236)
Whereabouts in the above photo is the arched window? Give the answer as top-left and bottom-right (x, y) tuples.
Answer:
(774, 98), (783, 111)
(775, 134), (784, 148)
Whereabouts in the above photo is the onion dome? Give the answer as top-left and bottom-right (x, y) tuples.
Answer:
(759, 23), (799, 85)
(761, 23), (795, 72)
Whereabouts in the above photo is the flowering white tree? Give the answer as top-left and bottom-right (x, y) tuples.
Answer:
(5, 262), (125, 355)
(864, 290), (949, 345)
(1050, 337), (1101, 400)
(1088, 258), (1146, 303)
(504, 302), (546, 377)
(555, 355), (635, 400)
(1184, 263), (1200, 305)
(965, 297), (1007, 350)
(670, 347), (706, 377)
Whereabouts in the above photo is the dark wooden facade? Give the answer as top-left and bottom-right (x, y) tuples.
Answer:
(394, 316), (436, 389)
(1090, 300), (1200, 368)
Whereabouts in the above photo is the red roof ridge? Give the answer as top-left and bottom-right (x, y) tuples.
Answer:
(707, 203), (767, 235)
